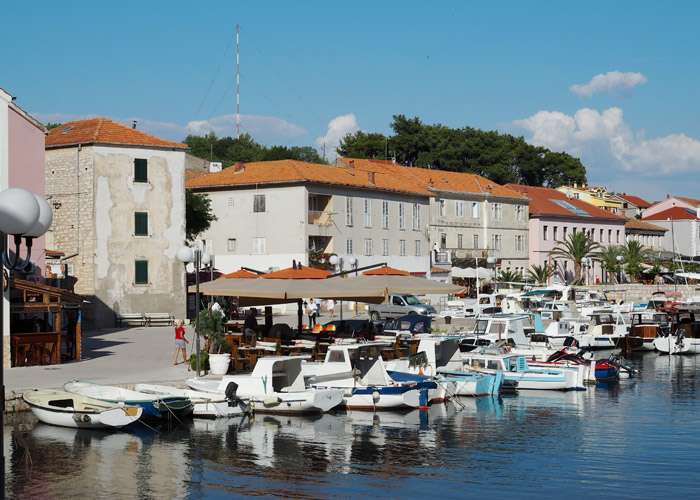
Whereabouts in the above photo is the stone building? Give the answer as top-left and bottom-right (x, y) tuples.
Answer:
(45, 118), (188, 328)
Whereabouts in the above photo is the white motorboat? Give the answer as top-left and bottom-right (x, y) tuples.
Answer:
(23, 389), (143, 429)
(385, 337), (504, 397)
(134, 383), (251, 418)
(653, 308), (700, 354)
(303, 342), (436, 411)
(186, 355), (344, 414)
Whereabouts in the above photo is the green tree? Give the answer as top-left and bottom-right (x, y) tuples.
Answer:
(497, 269), (524, 285)
(527, 264), (553, 284)
(599, 245), (624, 284)
(186, 190), (217, 242)
(551, 232), (602, 283)
(46, 122), (62, 130)
(621, 240), (651, 283)
(337, 131), (388, 159)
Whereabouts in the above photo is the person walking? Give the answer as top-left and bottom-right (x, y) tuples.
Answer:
(244, 308), (258, 345)
(328, 300), (335, 318)
(308, 300), (318, 327)
(174, 320), (188, 365)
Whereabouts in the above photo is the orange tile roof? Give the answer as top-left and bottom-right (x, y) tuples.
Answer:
(187, 157), (526, 199)
(644, 206), (698, 221)
(46, 118), (188, 150)
(616, 194), (651, 208)
(624, 218), (667, 232)
(186, 170), (209, 183)
(676, 196), (700, 207)
(506, 183), (627, 221)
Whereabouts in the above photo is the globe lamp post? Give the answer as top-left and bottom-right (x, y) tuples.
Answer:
(177, 246), (211, 377)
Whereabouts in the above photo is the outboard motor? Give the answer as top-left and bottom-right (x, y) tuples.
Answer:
(676, 328), (686, 346)
(224, 381), (251, 413)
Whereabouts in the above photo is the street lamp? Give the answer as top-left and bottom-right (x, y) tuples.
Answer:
(0, 187), (53, 499)
(616, 254), (624, 284)
(177, 245), (211, 377)
(348, 256), (358, 275)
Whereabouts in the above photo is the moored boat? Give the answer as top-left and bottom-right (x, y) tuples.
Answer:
(64, 381), (193, 420)
(134, 383), (251, 418)
(23, 389), (143, 429)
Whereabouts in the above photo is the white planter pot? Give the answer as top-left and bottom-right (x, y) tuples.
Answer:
(208, 353), (231, 375)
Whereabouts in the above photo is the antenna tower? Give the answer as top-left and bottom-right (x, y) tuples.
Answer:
(236, 22), (240, 139)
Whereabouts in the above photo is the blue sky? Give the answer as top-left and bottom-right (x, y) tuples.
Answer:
(3, 1), (699, 202)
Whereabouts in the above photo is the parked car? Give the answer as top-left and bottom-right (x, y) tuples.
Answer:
(369, 294), (436, 320)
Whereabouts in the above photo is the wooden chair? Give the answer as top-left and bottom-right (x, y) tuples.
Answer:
(255, 340), (280, 356)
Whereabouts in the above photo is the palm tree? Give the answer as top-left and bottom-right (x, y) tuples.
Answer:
(599, 245), (624, 284)
(527, 263), (553, 284)
(621, 240), (651, 282)
(496, 269), (524, 285)
(550, 231), (602, 283)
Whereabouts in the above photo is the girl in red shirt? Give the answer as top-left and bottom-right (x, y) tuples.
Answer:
(174, 320), (188, 365)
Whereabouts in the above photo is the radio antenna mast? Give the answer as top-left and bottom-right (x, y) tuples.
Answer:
(236, 22), (240, 139)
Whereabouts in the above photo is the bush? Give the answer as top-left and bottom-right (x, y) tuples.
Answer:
(189, 352), (209, 371)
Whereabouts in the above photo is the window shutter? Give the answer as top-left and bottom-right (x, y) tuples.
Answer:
(135, 260), (148, 284)
(134, 212), (148, 236)
(134, 159), (148, 182)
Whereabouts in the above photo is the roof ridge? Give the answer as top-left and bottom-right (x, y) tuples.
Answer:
(93, 117), (105, 142)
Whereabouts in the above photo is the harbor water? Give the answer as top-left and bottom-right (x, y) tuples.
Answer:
(6, 353), (700, 499)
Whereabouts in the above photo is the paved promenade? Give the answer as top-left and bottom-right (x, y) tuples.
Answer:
(3, 312), (468, 407)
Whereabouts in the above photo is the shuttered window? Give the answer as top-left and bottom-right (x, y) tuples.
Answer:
(135, 260), (148, 285)
(254, 195), (265, 213)
(134, 159), (148, 183)
(134, 212), (148, 236)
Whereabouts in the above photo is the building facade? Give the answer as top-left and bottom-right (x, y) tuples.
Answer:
(507, 184), (627, 284)
(45, 118), (189, 328)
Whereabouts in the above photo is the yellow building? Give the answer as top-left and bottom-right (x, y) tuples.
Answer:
(555, 184), (622, 214)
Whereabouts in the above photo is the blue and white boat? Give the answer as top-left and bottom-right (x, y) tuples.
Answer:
(64, 381), (193, 420)
(303, 342), (436, 411)
(385, 337), (504, 397)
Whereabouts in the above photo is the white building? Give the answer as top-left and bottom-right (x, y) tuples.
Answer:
(45, 118), (189, 328)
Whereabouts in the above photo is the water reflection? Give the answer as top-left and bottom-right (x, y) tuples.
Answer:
(7, 354), (700, 499)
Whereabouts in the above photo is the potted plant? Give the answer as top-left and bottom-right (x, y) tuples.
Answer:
(196, 307), (231, 375)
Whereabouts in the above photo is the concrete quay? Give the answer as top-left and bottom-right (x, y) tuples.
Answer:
(2, 313), (474, 412)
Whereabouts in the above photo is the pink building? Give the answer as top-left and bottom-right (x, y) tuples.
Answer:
(0, 87), (48, 282)
(507, 184), (627, 284)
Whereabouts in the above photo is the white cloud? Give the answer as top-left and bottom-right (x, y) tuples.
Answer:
(186, 114), (307, 144)
(315, 114), (359, 162)
(570, 71), (648, 97)
(513, 107), (700, 175)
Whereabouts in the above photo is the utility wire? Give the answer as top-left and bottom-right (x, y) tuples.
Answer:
(239, 25), (328, 131)
(192, 30), (237, 121)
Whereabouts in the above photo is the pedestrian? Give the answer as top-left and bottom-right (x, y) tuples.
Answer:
(244, 307), (258, 345)
(308, 300), (318, 327)
(174, 319), (188, 365)
(328, 300), (335, 318)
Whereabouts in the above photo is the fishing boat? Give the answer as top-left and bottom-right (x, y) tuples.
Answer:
(23, 389), (143, 429)
(462, 347), (586, 391)
(653, 307), (700, 354)
(303, 342), (436, 410)
(618, 311), (670, 351)
(134, 383), (251, 418)
(64, 381), (193, 420)
(186, 355), (345, 414)
(385, 337), (504, 397)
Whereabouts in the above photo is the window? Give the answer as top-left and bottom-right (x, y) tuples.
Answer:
(413, 203), (421, 230)
(491, 203), (502, 221)
(253, 237), (266, 254)
(439, 199), (446, 217)
(382, 201), (389, 229)
(456, 201), (464, 218)
(398, 203), (406, 230)
(608, 229), (612, 243)
(473, 234), (480, 250)
(515, 235), (524, 252)
(346, 198), (353, 226)
(415, 240), (421, 256)
(515, 205), (525, 221)
(346, 238), (354, 255)
(440, 233), (447, 248)
(573, 227), (577, 234)
(227, 196), (235, 207)
(616, 230), (620, 243)
(364, 238), (373, 256)
(600, 229), (604, 242)
(457, 234), (463, 249)
(399, 239), (406, 256)
(228, 238), (236, 252)
(364, 199), (372, 228)
(134, 212), (148, 236)
(471, 202), (480, 219)
(135, 260), (148, 285)
(134, 159), (148, 183)
(553, 226), (558, 241)
(491, 234), (502, 251)
(543, 225), (548, 241)
(563, 227), (568, 239)
(382, 239), (389, 256)
(253, 195), (266, 213)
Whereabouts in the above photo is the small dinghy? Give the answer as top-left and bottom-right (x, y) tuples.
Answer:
(23, 389), (143, 429)
(134, 383), (251, 418)
(64, 381), (193, 420)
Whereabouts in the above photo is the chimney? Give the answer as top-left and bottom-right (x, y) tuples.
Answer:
(234, 161), (245, 173)
(132, 120), (137, 129)
(349, 160), (355, 169)
(368, 171), (375, 184)
(667, 193), (670, 199)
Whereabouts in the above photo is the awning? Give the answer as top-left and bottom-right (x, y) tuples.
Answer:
(522, 289), (556, 296)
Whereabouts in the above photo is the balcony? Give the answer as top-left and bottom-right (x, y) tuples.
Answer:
(308, 210), (333, 226)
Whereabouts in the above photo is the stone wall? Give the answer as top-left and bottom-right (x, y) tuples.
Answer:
(599, 284), (700, 304)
